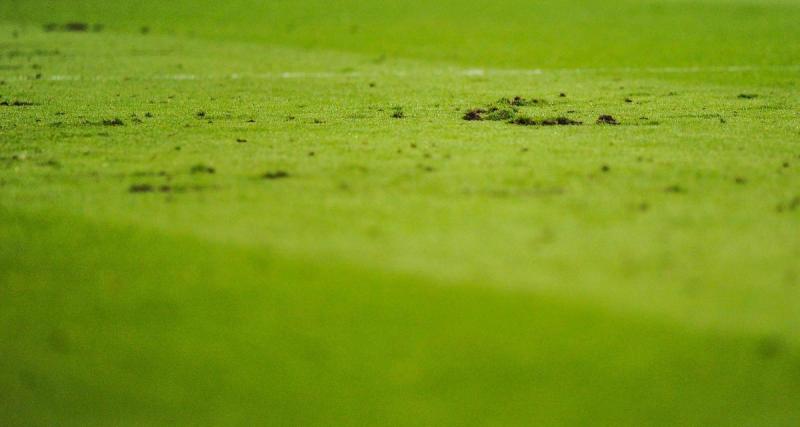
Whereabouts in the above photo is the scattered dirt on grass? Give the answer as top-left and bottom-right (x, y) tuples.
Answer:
(190, 164), (215, 174)
(391, 107), (405, 119)
(508, 116), (535, 126)
(195, 111), (206, 118)
(596, 115), (619, 125)
(544, 117), (581, 126)
(464, 96), (584, 127)
(508, 96), (544, 107)
(129, 184), (154, 193)
(43, 22), (94, 32)
(131, 170), (169, 178)
(262, 170), (289, 180)
(512, 116), (582, 126)
(738, 94), (758, 99)
(485, 107), (516, 121)
(65, 22), (90, 32)
(128, 183), (204, 194)
(463, 108), (486, 121)
(102, 118), (124, 126)
(0, 100), (36, 107)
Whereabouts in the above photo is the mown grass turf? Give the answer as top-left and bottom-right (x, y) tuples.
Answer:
(1, 0), (800, 424)
(2, 210), (799, 425)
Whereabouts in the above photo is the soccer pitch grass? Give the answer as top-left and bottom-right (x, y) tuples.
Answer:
(1, 0), (800, 424)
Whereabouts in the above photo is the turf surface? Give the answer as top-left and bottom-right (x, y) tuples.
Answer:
(1, 0), (800, 425)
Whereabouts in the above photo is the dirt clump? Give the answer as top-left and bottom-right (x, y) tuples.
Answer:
(463, 108), (486, 121)
(508, 96), (544, 107)
(512, 116), (582, 126)
(596, 115), (619, 125)
(0, 100), (36, 107)
(129, 184), (154, 193)
(464, 96), (582, 127)
(190, 164), (215, 174)
(262, 171), (290, 180)
(44, 22), (94, 32)
(102, 118), (124, 126)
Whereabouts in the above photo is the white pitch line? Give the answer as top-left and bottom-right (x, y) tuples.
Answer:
(3, 65), (799, 83)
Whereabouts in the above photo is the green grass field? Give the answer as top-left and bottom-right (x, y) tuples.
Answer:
(1, 0), (800, 424)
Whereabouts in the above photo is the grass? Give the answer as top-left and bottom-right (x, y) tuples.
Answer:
(1, 0), (800, 424)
